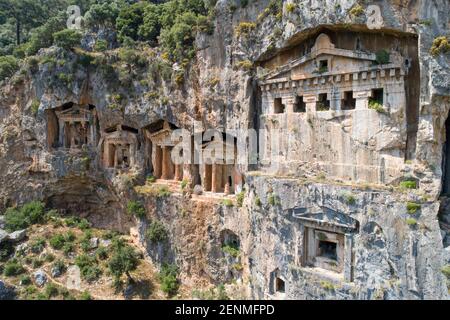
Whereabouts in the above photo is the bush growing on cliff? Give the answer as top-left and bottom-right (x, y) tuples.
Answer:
(430, 36), (450, 56)
(159, 263), (179, 296)
(108, 239), (140, 285)
(4, 201), (45, 231)
(146, 221), (168, 243)
(0, 55), (19, 81)
(3, 259), (25, 277)
(53, 29), (82, 50)
(127, 200), (146, 218)
(75, 254), (102, 283)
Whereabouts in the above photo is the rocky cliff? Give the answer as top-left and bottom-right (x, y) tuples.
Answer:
(0, 0), (449, 299)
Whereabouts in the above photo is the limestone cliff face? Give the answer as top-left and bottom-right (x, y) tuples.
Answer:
(0, 0), (449, 299)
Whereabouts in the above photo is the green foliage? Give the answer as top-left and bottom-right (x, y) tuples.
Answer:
(268, 193), (279, 206)
(3, 201), (45, 231)
(341, 191), (356, 205)
(25, 15), (66, 56)
(127, 200), (146, 218)
(320, 280), (335, 291)
(44, 283), (59, 299)
(430, 36), (450, 56)
(234, 22), (256, 37)
(286, 3), (296, 13)
(400, 180), (417, 189)
(96, 246), (109, 261)
(192, 284), (230, 300)
(406, 202), (421, 214)
(75, 254), (102, 283)
(0, 55), (19, 81)
(146, 221), (168, 243)
(108, 239), (140, 283)
(368, 99), (385, 113)
(53, 29), (82, 50)
(406, 218), (418, 226)
(80, 290), (92, 300)
(49, 234), (66, 250)
(85, 0), (122, 28)
(159, 263), (179, 296)
(442, 265), (450, 279)
(255, 196), (262, 207)
(20, 274), (31, 285)
(222, 244), (240, 258)
(181, 179), (189, 190)
(236, 59), (253, 71)
(236, 190), (245, 207)
(221, 199), (234, 207)
(94, 39), (108, 52)
(30, 99), (40, 115)
(3, 259), (25, 277)
(116, 1), (147, 43)
(349, 4), (364, 17)
(157, 185), (171, 197)
(375, 50), (390, 65)
(30, 237), (46, 253)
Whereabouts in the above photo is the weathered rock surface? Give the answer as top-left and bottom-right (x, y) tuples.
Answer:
(33, 270), (47, 287)
(0, 280), (16, 300)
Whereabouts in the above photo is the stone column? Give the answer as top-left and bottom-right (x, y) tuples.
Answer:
(330, 89), (341, 111)
(303, 95), (317, 113)
(344, 234), (353, 282)
(114, 145), (119, 168)
(283, 96), (295, 114)
(353, 90), (372, 110)
(162, 146), (170, 179)
(154, 145), (162, 178)
(174, 164), (183, 181)
(212, 164), (222, 193)
(58, 120), (65, 148)
(129, 143), (135, 167)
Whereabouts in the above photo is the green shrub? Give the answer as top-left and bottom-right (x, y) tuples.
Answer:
(94, 39), (108, 52)
(235, 22), (256, 37)
(31, 258), (44, 268)
(108, 239), (140, 284)
(342, 192), (356, 205)
(221, 199), (234, 207)
(286, 3), (296, 13)
(442, 265), (450, 279)
(44, 283), (59, 299)
(30, 99), (40, 115)
(255, 196), (262, 207)
(3, 259), (25, 277)
(147, 175), (156, 184)
(146, 221), (168, 243)
(77, 218), (91, 230)
(235, 60), (253, 71)
(400, 180), (417, 189)
(406, 218), (417, 226)
(222, 244), (240, 258)
(268, 193), (279, 206)
(181, 179), (189, 190)
(157, 186), (171, 197)
(375, 50), (390, 65)
(0, 55), (19, 81)
(20, 275), (31, 285)
(430, 36), (450, 56)
(44, 253), (55, 263)
(75, 254), (102, 283)
(30, 237), (46, 253)
(127, 200), (146, 218)
(53, 29), (82, 49)
(80, 291), (92, 300)
(4, 201), (45, 231)
(96, 247), (109, 261)
(159, 263), (179, 296)
(349, 4), (364, 17)
(368, 99), (385, 113)
(406, 202), (421, 214)
(236, 190), (245, 207)
(62, 243), (75, 256)
(49, 234), (66, 250)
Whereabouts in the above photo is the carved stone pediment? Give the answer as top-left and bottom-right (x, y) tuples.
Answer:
(289, 206), (358, 233)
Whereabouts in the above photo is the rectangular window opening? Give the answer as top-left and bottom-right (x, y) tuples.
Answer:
(341, 91), (356, 110)
(294, 96), (306, 113)
(316, 93), (330, 111)
(274, 98), (285, 114)
(318, 240), (337, 261)
(276, 278), (285, 293)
